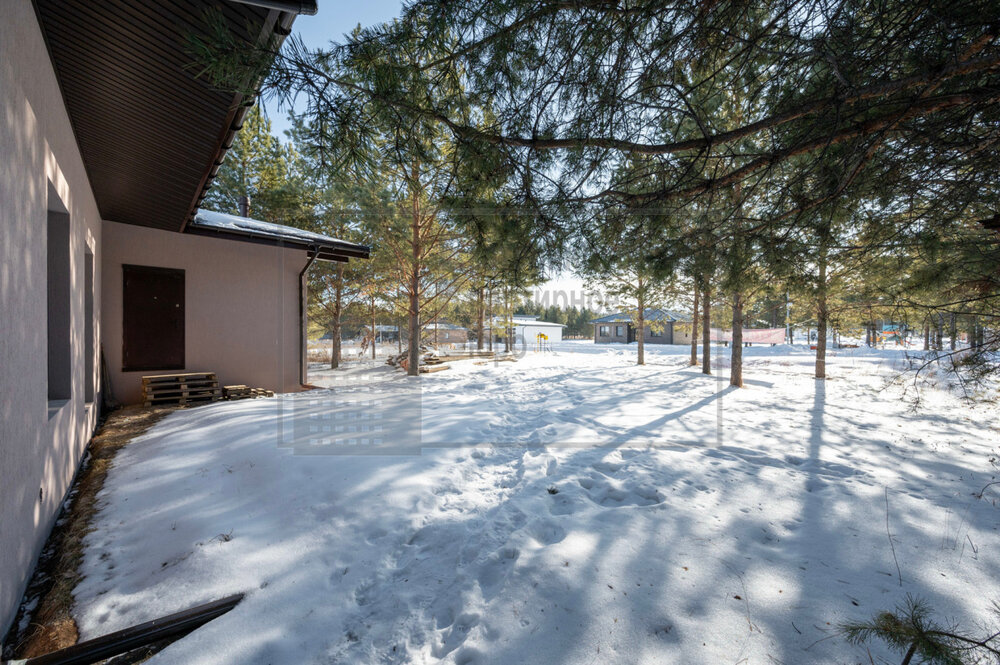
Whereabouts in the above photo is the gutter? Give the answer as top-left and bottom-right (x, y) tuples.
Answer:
(185, 224), (370, 260)
(227, 0), (318, 13)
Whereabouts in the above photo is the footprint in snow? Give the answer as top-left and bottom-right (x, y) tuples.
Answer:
(527, 518), (567, 546)
(578, 475), (665, 508)
(476, 547), (520, 601)
(548, 492), (579, 516)
(592, 460), (625, 476)
(432, 612), (482, 658)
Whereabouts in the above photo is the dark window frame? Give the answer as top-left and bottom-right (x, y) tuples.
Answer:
(616, 325), (625, 336)
(122, 264), (185, 372)
(598, 325), (610, 336)
(47, 182), (72, 405)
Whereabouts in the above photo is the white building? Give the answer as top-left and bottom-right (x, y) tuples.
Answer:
(488, 315), (566, 347)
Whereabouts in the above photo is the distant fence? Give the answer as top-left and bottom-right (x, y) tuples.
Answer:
(709, 327), (785, 344)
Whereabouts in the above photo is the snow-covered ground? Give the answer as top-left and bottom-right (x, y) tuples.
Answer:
(74, 343), (999, 664)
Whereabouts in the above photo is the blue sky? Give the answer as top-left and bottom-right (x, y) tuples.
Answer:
(262, 1), (405, 137)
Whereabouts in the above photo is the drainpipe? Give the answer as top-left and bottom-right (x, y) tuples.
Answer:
(299, 249), (318, 386)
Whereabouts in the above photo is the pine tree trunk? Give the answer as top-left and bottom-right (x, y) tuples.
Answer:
(923, 322), (930, 351)
(690, 286), (699, 366)
(330, 320), (341, 370)
(702, 287), (711, 375)
(504, 286), (512, 353)
(408, 287), (420, 375)
(488, 289), (494, 352)
(476, 286), (485, 350)
(731, 291), (744, 387)
(949, 312), (957, 351)
(815, 253), (828, 380)
(637, 290), (645, 366)
(330, 266), (344, 369)
(935, 313), (943, 350)
(371, 293), (377, 360)
(407, 181), (421, 377)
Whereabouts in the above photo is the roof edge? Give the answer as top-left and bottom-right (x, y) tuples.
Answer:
(180, 8), (298, 233)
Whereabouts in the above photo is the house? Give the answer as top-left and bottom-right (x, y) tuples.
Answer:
(363, 324), (401, 343)
(0, 0), (370, 637)
(423, 322), (470, 346)
(592, 309), (693, 345)
(486, 315), (567, 346)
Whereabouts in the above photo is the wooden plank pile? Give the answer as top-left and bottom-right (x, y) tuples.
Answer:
(223, 385), (275, 400)
(423, 351), (495, 365)
(473, 356), (517, 365)
(418, 364), (451, 373)
(141, 372), (221, 407)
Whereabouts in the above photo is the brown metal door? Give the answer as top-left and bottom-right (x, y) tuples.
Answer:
(122, 264), (185, 371)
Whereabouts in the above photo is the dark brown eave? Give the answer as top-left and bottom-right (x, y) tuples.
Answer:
(32, 0), (303, 233)
(181, 9), (298, 233)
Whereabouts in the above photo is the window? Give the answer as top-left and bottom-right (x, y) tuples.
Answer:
(84, 250), (95, 403)
(598, 325), (610, 336)
(122, 265), (185, 371)
(47, 182), (71, 404)
(616, 325), (625, 336)
(650, 327), (662, 337)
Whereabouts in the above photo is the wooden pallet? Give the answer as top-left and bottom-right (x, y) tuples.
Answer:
(223, 385), (275, 400)
(142, 372), (221, 407)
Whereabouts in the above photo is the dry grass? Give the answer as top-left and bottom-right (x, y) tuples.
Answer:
(2, 406), (176, 661)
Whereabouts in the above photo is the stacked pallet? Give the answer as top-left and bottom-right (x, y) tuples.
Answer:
(141, 372), (221, 407)
(223, 385), (275, 400)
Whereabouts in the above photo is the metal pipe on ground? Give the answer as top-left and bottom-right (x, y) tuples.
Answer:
(4, 594), (244, 665)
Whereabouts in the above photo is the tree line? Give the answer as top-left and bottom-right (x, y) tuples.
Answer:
(195, 0), (1000, 385)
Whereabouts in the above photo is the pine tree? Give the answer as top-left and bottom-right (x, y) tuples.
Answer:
(843, 595), (1000, 665)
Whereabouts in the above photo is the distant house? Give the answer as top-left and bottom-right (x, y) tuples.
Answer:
(485, 315), (567, 346)
(592, 309), (692, 345)
(362, 325), (400, 343)
(423, 322), (470, 346)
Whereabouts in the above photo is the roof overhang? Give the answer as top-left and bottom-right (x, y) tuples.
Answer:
(187, 209), (371, 262)
(32, 0), (305, 232)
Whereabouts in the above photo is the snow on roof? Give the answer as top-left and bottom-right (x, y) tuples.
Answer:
(488, 318), (566, 328)
(190, 209), (369, 258)
(591, 308), (692, 324)
(424, 322), (468, 331)
(513, 320), (566, 327)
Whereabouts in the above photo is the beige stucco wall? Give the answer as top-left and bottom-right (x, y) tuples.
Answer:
(101, 221), (308, 405)
(0, 0), (104, 637)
